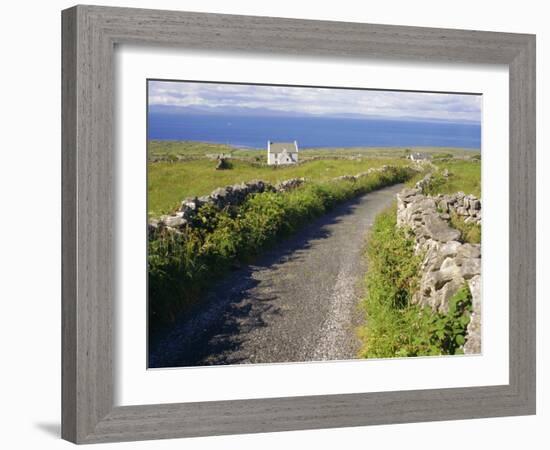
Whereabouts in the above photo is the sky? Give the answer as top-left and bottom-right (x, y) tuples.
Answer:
(148, 80), (481, 124)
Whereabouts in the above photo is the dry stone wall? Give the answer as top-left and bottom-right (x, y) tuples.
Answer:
(149, 179), (277, 235)
(415, 173), (481, 226)
(148, 178), (308, 236)
(396, 181), (482, 354)
(149, 165), (403, 236)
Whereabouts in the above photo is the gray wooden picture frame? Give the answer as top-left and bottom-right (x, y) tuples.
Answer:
(61, 4), (536, 444)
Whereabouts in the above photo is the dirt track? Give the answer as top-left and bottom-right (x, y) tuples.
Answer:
(149, 183), (403, 368)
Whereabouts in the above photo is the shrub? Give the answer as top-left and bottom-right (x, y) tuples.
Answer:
(215, 158), (232, 170)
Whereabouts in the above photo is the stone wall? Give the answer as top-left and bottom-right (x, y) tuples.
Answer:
(275, 177), (306, 192)
(149, 165), (405, 236)
(396, 184), (481, 354)
(149, 178), (307, 235)
(435, 192), (481, 226)
(415, 173), (481, 225)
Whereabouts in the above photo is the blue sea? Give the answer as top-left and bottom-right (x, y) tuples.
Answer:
(147, 113), (481, 149)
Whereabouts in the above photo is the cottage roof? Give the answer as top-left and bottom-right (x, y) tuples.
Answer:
(269, 142), (298, 154)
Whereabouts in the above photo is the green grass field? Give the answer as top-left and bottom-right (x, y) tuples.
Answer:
(148, 141), (480, 217)
(148, 158), (411, 216)
(428, 160), (481, 197)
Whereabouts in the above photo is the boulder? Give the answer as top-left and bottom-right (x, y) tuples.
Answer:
(400, 187), (421, 200)
(458, 258), (482, 280)
(422, 214), (461, 243)
(163, 213), (187, 229)
(180, 198), (198, 212)
(457, 244), (481, 259)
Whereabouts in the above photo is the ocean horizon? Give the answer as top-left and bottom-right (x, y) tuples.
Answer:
(147, 112), (481, 150)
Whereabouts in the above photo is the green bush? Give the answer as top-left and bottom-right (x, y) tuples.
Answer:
(148, 166), (414, 332)
(359, 207), (473, 358)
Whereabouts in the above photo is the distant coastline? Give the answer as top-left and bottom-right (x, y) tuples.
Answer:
(147, 113), (481, 150)
(147, 140), (481, 156)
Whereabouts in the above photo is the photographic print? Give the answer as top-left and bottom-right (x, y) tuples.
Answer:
(147, 80), (482, 368)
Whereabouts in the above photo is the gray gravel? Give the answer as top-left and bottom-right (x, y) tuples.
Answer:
(149, 184), (403, 368)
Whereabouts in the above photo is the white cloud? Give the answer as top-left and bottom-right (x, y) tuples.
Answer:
(148, 80), (481, 123)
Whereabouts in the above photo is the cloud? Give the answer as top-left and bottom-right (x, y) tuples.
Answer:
(148, 80), (481, 123)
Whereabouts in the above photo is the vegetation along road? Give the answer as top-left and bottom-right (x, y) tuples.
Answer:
(149, 183), (404, 368)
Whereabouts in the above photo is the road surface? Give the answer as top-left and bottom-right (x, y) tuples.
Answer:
(149, 183), (403, 368)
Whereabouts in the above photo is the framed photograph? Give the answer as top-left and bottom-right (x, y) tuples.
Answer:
(62, 5), (536, 444)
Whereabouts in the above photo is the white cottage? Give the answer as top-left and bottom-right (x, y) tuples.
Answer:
(267, 141), (299, 165)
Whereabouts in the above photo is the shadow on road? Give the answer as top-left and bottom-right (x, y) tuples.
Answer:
(149, 195), (370, 368)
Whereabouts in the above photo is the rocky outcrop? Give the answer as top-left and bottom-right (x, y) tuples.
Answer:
(396, 185), (481, 354)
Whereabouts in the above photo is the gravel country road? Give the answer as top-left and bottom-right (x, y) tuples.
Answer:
(149, 183), (403, 368)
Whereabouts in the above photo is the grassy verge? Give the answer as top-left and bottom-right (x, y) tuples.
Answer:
(149, 166), (414, 332)
(359, 207), (473, 358)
